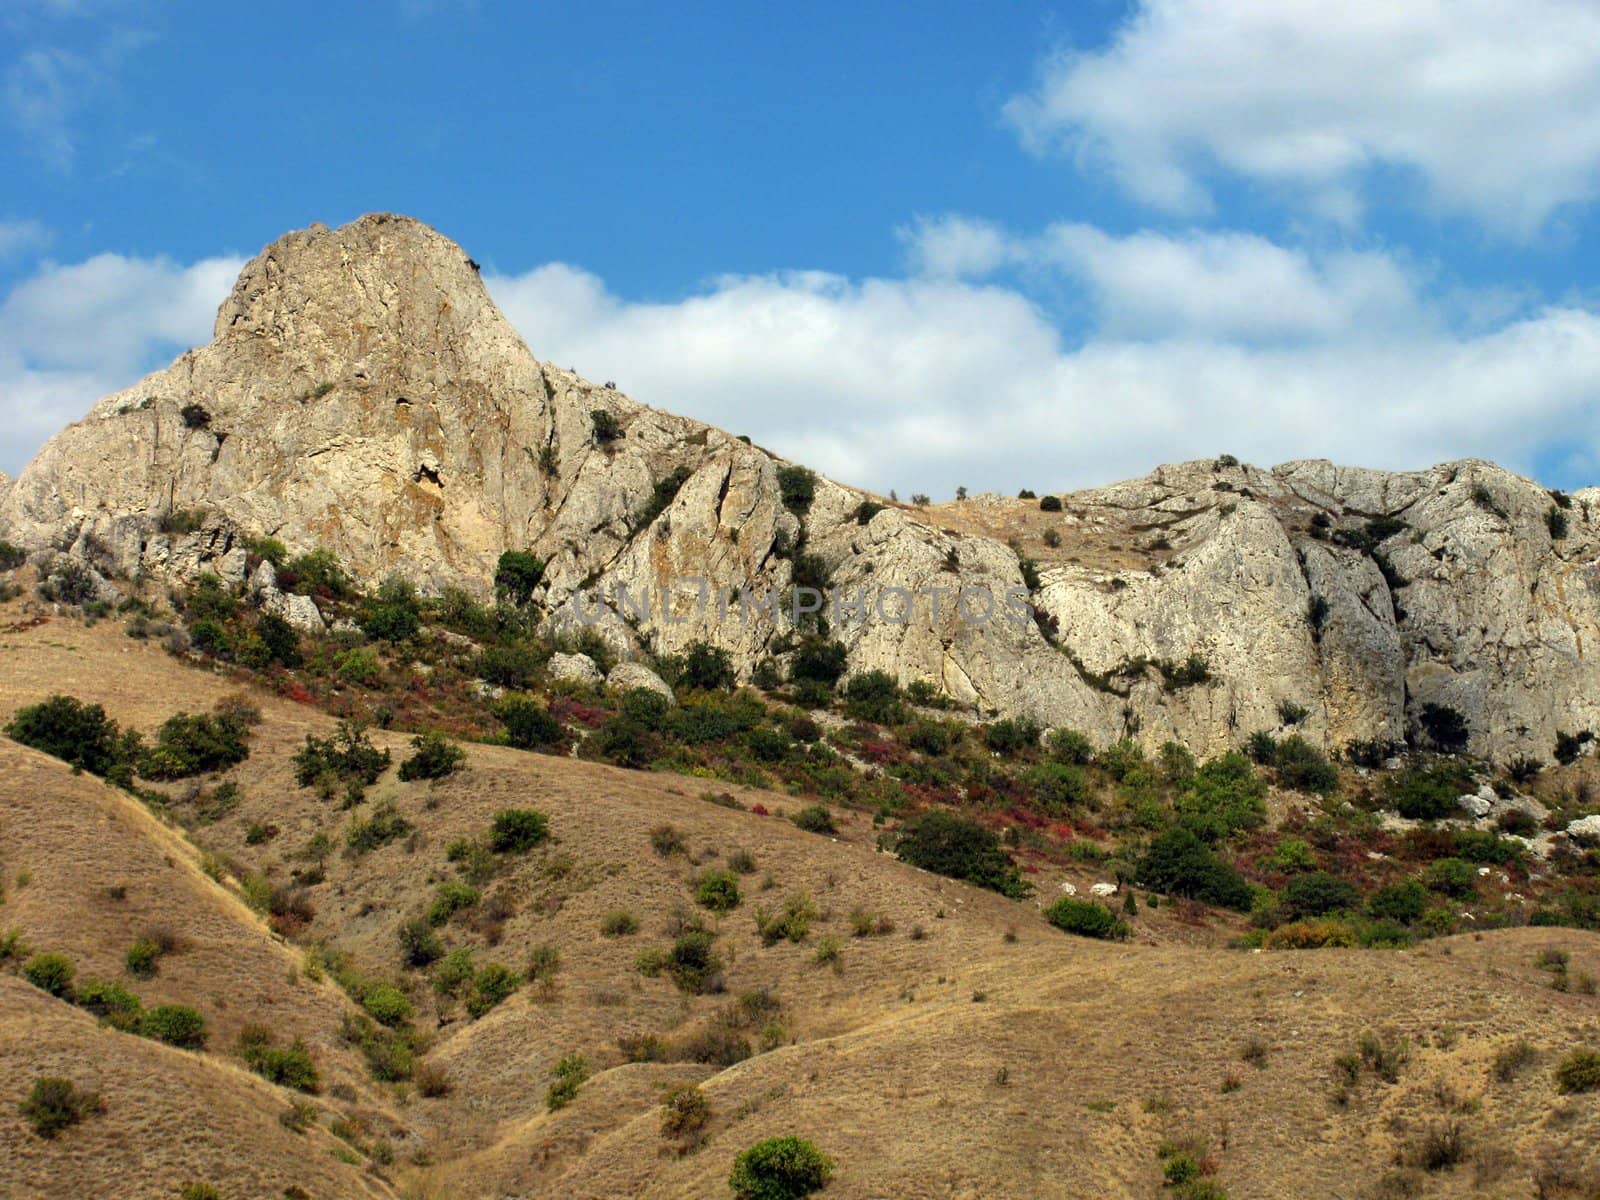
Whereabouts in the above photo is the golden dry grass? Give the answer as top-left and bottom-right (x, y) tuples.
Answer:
(1, 605), (1599, 1199)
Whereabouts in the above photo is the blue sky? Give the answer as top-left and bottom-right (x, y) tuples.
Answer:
(4, 0), (1600, 497)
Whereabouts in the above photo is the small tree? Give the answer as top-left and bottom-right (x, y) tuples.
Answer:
(591, 409), (624, 443)
(895, 811), (1030, 898)
(5, 695), (125, 776)
(494, 551), (545, 606)
(777, 466), (817, 514)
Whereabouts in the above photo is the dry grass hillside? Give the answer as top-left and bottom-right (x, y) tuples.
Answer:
(2, 602), (1599, 1199)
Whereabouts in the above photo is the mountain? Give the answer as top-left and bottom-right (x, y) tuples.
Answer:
(3, 213), (1597, 761)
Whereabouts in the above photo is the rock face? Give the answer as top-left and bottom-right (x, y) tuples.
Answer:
(3, 214), (1598, 761)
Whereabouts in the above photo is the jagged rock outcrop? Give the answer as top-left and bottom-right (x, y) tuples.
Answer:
(3, 214), (1597, 761)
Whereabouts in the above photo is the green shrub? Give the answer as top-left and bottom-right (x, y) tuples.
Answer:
(489, 808), (549, 853)
(660, 1080), (712, 1147)
(398, 917), (445, 967)
(362, 984), (414, 1027)
(545, 1053), (589, 1111)
(76, 979), (144, 1031)
(1022, 761), (1089, 813)
(1045, 898), (1128, 940)
(254, 611), (303, 667)
(1039, 495), (1063, 512)
(906, 720), (952, 755)
(792, 804), (837, 835)
(466, 963), (520, 1018)
(5, 695), (126, 775)
(777, 466), (817, 514)
(238, 1025), (320, 1092)
(475, 643), (543, 689)
(0, 540), (24, 571)
(494, 551), (545, 606)
(359, 600), (419, 644)
(432, 947), (476, 999)
(293, 722), (391, 789)
(666, 929), (724, 992)
(1265, 837), (1316, 872)
(1138, 827), (1252, 911)
(1417, 702), (1470, 753)
(695, 870), (742, 913)
(602, 910), (639, 937)
(620, 687), (674, 731)
(1367, 879), (1428, 924)
(984, 717), (1042, 755)
(1424, 857), (1477, 898)
(1556, 1050), (1600, 1094)
(125, 938), (162, 979)
(790, 638), (848, 688)
(1283, 872), (1359, 918)
(1177, 752), (1265, 842)
(729, 1135), (834, 1199)
(895, 811), (1031, 898)
(1046, 728), (1094, 765)
(283, 549), (350, 598)
(142, 1004), (207, 1049)
(596, 716), (663, 767)
(843, 671), (904, 723)
(398, 730), (465, 781)
(498, 697), (565, 749)
(427, 881), (480, 925)
(591, 408), (624, 442)
(345, 802), (413, 854)
(19, 1077), (102, 1138)
(1272, 735), (1339, 794)
(141, 710), (250, 779)
(23, 952), (75, 999)
(681, 641), (736, 690)
(1386, 763), (1472, 821)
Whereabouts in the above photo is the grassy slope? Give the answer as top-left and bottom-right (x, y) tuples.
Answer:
(0, 606), (1598, 1199)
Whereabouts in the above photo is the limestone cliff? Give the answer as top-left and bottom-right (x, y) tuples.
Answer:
(3, 214), (1596, 761)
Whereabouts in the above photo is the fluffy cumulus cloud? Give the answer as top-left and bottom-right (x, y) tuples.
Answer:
(0, 252), (244, 473)
(1004, 0), (1600, 235)
(485, 235), (1600, 496)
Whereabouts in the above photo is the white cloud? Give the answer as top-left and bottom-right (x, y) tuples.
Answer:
(0, 252), (243, 472)
(902, 214), (1426, 341)
(0, 218), (49, 261)
(487, 247), (1600, 497)
(1004, 0), (1600, 235)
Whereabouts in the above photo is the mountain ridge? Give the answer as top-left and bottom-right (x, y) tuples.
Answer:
(2, 213), (1597, 761)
